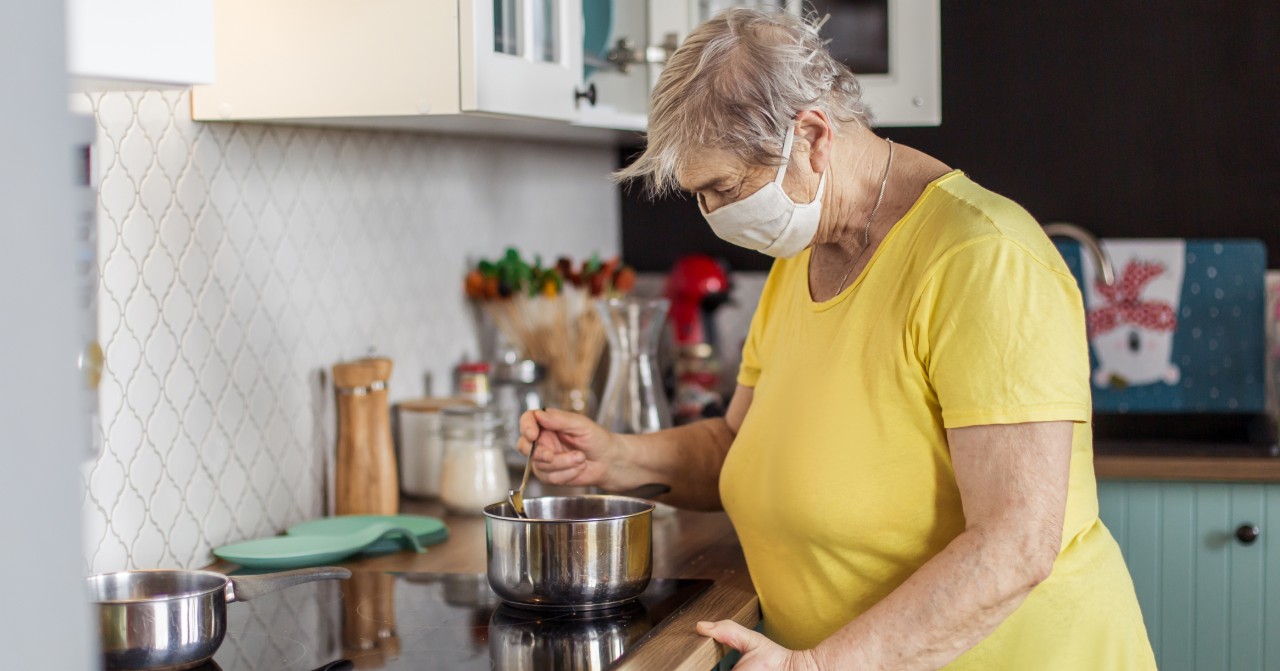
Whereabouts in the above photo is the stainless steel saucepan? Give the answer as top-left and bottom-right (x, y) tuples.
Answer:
(483, 484), (669, 610)
(87, 566), (351, 670)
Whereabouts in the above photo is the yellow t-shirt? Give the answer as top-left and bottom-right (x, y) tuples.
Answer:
(720, 171), (1156, 669)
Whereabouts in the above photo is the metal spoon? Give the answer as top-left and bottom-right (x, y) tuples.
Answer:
(508, 437), (537, 519)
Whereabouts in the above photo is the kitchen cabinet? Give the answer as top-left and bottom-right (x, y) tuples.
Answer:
(190, 0), (680, 137)
(67, 0), (214, 86)
(191, 0), (621, 142)
(467, 0), (583, 121)
(687, 0), (941, 127)
(1098, 480), (1280, 670)
(804, 0), (941, 127)
(580, 0), (942, 129)
(574, 0), (688, 131)
(191, 0), (938, 140)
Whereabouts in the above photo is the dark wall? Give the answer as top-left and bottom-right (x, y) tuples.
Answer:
(620, 1), (1280, 272)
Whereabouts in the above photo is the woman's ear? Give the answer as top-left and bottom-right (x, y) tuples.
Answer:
(794, 109), (834, 173)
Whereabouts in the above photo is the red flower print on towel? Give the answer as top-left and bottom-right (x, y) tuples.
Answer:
(1087, 260), (1178, 337)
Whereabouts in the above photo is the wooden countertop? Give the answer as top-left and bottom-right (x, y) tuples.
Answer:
(203, 450), (1280, 666)
(1093, 439), (1280, 483)
(1094, 453), (1280, 483)
(207, 499), (759, 671)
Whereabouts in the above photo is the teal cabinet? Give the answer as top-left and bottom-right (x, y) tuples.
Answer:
(1098, 481), (1280, 671)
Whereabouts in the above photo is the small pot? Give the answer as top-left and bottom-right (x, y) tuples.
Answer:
(483, 485), (667, 610)
(88, 566), (351, 670)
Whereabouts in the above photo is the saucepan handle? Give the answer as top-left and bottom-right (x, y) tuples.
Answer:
(226, 566), (352, 604)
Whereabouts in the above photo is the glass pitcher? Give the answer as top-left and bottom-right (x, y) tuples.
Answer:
(596, 298), (673, 434)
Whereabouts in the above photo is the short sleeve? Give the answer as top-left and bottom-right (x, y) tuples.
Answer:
(737, 314), (763, 387)
(912, 237), (1092, 428)
(737, 262), (788, 388)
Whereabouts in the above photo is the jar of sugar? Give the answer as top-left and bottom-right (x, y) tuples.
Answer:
(439, 406), (510, 514)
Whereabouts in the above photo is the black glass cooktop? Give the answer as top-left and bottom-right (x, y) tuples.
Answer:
(199, 572), (711, 671)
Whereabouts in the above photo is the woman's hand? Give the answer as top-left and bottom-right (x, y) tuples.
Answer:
(696, 621), (823, 671)
(516, 408), (627, 489)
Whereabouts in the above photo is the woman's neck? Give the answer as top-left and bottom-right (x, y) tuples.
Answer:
(816, 128), (895, 257)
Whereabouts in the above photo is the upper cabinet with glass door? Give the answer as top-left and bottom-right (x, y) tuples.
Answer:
(192, 0), (608, 140)
(794, 0), (941, 126)
(465, 0), (583, 120)
(575, 0), (940, 130)
(574, 0), (689, 131)
(191, 0), (938, 140)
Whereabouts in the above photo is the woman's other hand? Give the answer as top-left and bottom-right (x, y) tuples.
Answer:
(517, 408), (626, 488)
(696, 621), (822, 671)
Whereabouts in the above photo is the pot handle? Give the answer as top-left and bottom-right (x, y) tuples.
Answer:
(620, 483), (671, 500)
(226, 566), (352, 604)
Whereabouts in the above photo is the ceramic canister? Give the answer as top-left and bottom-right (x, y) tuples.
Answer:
(398, 398), (474, 498)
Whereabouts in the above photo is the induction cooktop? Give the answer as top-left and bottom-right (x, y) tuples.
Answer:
(198, 571), (711, 671)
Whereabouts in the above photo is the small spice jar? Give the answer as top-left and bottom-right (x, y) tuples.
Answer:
(439, 406), (510, 514)
(455, 361), (492, 406)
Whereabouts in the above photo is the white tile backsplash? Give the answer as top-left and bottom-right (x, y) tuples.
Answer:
(79, 89), (619, 574)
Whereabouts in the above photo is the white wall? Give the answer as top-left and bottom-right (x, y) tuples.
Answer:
(78, 89), (620, 573)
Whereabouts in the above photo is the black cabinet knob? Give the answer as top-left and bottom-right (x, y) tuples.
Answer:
(1235, 524), (1260, 545)
(575, 83), (597, 107)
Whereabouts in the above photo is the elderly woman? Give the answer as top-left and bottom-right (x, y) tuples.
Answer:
(519, 8), (1155, 670)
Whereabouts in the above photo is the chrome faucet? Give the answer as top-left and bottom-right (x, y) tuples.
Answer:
(1043, 222), (1115, 287)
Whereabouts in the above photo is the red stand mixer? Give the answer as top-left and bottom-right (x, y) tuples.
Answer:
(662, 255), (732, 424)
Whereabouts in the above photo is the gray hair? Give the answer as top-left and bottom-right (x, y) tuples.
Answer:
(614, 6), (872, 196)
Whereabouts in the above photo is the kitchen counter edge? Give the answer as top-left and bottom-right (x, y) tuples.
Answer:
(1094, 453), (1280, 483)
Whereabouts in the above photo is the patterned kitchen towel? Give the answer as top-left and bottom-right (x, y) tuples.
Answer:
(1054, 239), (1267, 413)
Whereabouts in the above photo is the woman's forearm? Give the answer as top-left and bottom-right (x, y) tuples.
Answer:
(607, 418), (736, 510)
(812, 526), (1056, 670)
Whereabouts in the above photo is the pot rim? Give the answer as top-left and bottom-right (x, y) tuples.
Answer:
(87, 568), (228, 605)
(483, 494), (655, 523)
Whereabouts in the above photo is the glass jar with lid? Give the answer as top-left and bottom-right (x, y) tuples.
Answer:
(439, 406), (510, 514)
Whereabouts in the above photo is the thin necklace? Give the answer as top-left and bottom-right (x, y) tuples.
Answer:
(833, 139), (894, 295)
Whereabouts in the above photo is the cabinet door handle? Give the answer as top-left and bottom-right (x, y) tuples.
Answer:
(605, 33), (680, 74)
(575, 83), (597, 107)
(1235, 524), (1260, 545)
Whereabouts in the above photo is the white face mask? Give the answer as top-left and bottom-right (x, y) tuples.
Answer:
(698, 124), (825, 259)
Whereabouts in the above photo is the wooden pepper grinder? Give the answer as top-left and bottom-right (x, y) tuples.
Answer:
(333, 357), (398, 515)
